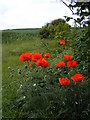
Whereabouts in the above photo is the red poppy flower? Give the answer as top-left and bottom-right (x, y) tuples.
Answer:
(31, 52), (42, 62)
(20, 53), (26, 62)
(63, 54), (72, 61)
(31, 57), (37, 62)
(36, 58), (42, 66)
(24, 52), (32, 61)
(72, 60), (77, 67)
(20, 52), (32, 62)
(59, 78), (70, 86)
(36, 58), (49, 68)
(71, 74), (85, 82)
(44, 53), (50, 58)
(59, 40), (65, 45)
(55, 62), (65, 68)
(67, 60), (77, 68)
(29, 64), (32, 68)
(41, 58), (49, 68)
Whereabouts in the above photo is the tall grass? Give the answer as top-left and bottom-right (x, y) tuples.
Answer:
(2, 28), (89, 119)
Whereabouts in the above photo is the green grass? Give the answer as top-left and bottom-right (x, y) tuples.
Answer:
(3, 28), (39, 33)
(2, 33), (74, 82)
(2, 28), (89, 119)
(2, 28), (39, 44)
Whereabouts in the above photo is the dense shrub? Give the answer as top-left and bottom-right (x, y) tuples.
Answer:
(70, 27), (89, 76)
(39, 18), (71, 39)
(39, 27), (51, 39)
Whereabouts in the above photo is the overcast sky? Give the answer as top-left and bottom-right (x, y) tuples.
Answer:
(0, 0), (76, 30)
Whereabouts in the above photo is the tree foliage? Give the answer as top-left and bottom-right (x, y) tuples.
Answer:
(62, 0), (90, 27)
(39, 18), (71, 39)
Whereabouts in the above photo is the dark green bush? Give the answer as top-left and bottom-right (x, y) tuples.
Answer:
(39, 18), (71, 39)
(70, 27), (89, 76)
(39, 27), (51, 39)
(3, 63), (89, 119)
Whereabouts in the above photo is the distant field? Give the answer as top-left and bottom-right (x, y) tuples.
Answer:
(2, 28), (39, 44)
(3, 28), (39, 33)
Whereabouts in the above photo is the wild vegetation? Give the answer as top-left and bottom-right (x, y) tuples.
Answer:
(39, 18), (71, 39)
(2, 26), (89, 119)
(2, 1), (90, 119)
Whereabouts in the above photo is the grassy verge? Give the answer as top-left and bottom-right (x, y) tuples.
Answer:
(2, 29), (89, 119)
